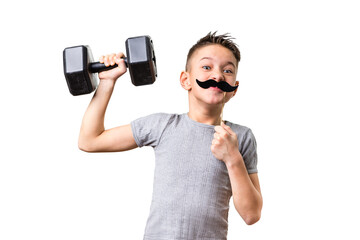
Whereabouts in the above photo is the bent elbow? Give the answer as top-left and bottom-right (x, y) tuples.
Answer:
(78, 139), (95, 153)
(78, 143), (91, 152)
(244, 212), (261, 225)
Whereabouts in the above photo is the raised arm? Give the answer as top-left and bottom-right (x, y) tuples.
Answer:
(78, 53), (138, 153)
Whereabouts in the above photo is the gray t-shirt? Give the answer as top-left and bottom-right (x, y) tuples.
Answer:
(131, 113), (258, 240)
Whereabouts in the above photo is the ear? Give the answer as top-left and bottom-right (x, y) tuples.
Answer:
(231, 80), (239, 97)
(180, 71), (192, 90)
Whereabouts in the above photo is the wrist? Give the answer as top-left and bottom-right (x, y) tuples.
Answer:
(97, 80), (116, 92)
(99, 79), (116, 87)
(225, 151), (244, 169)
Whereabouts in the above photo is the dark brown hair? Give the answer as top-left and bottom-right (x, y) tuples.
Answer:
(185, 32), (241, 71)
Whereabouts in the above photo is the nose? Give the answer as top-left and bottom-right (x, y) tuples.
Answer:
(210, 68), (224, 82)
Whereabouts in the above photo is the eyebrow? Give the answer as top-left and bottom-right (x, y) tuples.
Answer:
(199, 57), (236, 68)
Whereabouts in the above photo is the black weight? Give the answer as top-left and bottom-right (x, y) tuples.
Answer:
(63, 45), (97, 96)
(63, 36), (157, 96)
(126, 36), (157, 86)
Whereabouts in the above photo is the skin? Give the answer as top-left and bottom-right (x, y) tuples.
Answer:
(78, 44), (262, 225)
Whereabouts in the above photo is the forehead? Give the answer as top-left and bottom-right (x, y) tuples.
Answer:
(191, 44), (237, 65)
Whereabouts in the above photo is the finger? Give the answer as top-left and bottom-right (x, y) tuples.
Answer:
(221, 122), (235, 135)
(213, 132), (220, 140)
(214, 125), (227, 135)
(99, 55), (104, 63)
(109, 53), (116, 65)
(116, 52), (125, 59)
(103, 55), (110, 67)
(114, 52), (125, 67)
(103, 54), (115, 66)
(212, 139), (219, 146)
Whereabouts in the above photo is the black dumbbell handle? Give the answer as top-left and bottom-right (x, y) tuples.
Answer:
(89, 58), (128, 73)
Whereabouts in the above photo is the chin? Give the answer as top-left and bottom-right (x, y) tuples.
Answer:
(204, 98), (224, 106)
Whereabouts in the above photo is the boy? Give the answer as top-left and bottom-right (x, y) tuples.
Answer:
(78, 32), (262, 240)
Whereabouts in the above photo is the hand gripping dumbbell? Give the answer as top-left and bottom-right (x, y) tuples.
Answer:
(63, 35), (157, 96)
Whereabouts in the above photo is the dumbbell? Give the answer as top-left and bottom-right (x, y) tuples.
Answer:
(63, 35), (157, 96)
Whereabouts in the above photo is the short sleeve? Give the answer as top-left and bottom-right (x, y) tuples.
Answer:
(239, 129), (258, 174)
(130, 113), (171, 148)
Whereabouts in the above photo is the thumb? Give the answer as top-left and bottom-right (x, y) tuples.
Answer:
(221, 121), (235, 135)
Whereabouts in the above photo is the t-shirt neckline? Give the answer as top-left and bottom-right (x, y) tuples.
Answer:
(183, 113), (227, 129)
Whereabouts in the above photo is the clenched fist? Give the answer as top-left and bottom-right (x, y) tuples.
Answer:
(98, 52), (127, 84)
(211, 121), (242, 166)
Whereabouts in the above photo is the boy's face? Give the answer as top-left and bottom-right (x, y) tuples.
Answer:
(181, 44), (239, 106)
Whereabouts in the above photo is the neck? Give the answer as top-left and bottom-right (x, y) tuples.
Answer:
(187, 95), (224, 126)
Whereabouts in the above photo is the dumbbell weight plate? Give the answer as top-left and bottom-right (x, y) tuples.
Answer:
(126, 36), (157, 86)
(63, 45), (97, 96)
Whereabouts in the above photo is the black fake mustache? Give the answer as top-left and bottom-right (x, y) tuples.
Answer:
(196, 79), (238, 92)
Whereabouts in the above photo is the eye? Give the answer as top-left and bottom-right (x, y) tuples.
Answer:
(202, 66), (211, 70)
(224, 69), (233, 74)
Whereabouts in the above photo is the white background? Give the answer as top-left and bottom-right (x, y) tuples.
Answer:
(1, 0), (359, 239)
